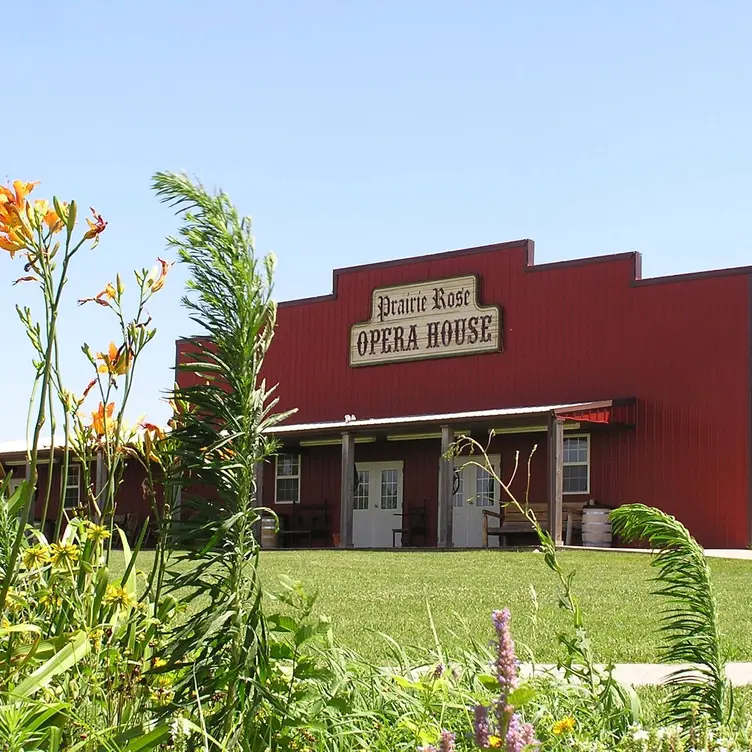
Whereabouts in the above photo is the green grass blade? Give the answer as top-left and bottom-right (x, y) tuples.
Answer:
(12, 630), (90, 698)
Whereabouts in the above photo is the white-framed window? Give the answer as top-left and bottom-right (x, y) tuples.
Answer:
(64, 464), (81, 507)
(563, 435), (590, 494)
(354, 470), (370, 510)
(275, 453), (300, 504)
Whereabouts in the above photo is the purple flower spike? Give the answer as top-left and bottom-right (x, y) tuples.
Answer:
(439, 730), (456, 752)
(491, 608), (518, 700)
(473, 705), (491, 748)
(505, 713), (523, 752)
(520, 721), (538, 749)
(505, 713), (539, 752)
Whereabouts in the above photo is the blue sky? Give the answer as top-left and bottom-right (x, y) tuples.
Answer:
(3, 1), (751, 440)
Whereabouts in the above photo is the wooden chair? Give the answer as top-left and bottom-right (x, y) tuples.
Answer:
(392, 500), (428, 547)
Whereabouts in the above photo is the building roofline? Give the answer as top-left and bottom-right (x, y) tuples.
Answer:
(173, 240), (752, 344)
(277, 239), (752, 307)
(267, 399), (628, 437)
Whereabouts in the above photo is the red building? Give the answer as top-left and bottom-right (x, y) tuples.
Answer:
(0, 440), (154, 542)
(177, 239), (751, 549)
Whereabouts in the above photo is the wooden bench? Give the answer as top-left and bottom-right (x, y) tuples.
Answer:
(482, 501), (585, 547)
(277, 502), (329, 548)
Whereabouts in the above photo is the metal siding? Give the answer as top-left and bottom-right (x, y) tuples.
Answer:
(177, 245), (751, 548)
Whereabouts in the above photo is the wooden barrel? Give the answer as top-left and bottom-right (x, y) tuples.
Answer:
(582, 508), (612, 547)
(260, 517), (277, 549)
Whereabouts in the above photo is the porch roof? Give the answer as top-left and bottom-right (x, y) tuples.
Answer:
(269, 399), (634, 440)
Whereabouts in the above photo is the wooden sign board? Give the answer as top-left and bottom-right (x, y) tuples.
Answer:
(349, 275), (502, 367)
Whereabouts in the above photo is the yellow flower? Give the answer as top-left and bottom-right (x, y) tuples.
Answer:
(5, 587), (25, 613)
(89, 627), (103, 644)
(38, 588), (61, 610)
(487, 736), (503, 749)
(22, 544), (50, 569)
(552, 717), (576, 735)
(104, 584), (134, 609)
(85, 522), (110, 544)
(49, 542), (80, 568)
(152, 656), (167, 668)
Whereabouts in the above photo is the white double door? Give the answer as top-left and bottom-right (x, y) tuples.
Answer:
(353, 461), (404, 548)
(452, 454), (501, 547)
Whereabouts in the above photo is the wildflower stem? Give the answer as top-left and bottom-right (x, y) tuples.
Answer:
(0, 247), (75, 614)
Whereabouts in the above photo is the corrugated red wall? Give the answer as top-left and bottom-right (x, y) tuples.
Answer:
(180, 240), (752, 548)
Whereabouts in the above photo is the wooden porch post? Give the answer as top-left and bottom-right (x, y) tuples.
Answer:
(437, 424), (454, 548)
(340, 432), (355, 548)
(547, 414), (564, 546)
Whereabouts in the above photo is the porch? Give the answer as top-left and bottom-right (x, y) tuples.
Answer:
(259, 399), (635, 549)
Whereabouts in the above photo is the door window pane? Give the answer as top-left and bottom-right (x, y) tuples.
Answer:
(452, 467), (464, 508)
(475, 466), (495, 507)
(380, 469), (398, 510)
(354, 470), (369, 510)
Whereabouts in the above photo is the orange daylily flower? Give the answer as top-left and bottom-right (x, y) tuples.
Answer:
(0, 181), (37, 257)
(141, 422), (165, 439)
(83, 207), (107, 241)
(91, 402), (115, 437)
(0, 181), (38, 210)
(78, 282), (117, 307)
(32, 200), (64, 234)
(96, 342), (132, 376)
(0, 225), (31, 256)
(148, 257), (174, 293)
(44, 210), (62, 232)
(141, 422), (165, 463)
(12, 276), (38, 285)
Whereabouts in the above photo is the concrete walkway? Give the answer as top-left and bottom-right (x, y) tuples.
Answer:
(520, 663), (752, 686)
(562, 545), (752, 560)
(508, 549), (752, 687)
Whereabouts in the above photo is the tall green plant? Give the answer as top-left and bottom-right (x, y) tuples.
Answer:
(1, 177), (182, 749)
(152, 172), (294, 745)
(449, 436), (639, 737)
(610, 504), (730, 728)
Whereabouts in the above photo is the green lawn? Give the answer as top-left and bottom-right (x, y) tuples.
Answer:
(119, 549), (752, 665)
